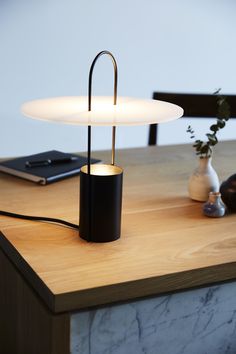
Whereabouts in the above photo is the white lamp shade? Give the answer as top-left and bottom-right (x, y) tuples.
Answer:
(21, 96), (183, 126)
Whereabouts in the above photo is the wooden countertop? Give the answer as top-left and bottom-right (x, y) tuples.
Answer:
(1, 142), (236, 313)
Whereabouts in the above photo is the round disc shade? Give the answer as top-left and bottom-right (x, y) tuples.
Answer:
(21, 96), (183, 126)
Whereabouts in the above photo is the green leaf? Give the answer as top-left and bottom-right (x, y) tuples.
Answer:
(208, 135), (218, 146)
(193, 141), (203, 148)
(217, 120), (225, 129)
(201, 145), (210, 154)
(214, 88), (221, 96)
(187, 91), (230, 150)
(210, 124), (218, 132)
(210, 140), (218, 146)
(217, 98), (231, 120)
(196, 145), (203, 151)
(206, 133), (216, 141)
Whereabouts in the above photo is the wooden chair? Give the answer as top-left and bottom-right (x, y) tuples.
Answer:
(148, 92), (236, 145)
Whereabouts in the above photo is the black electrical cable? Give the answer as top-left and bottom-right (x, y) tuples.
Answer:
(0, 210), (79, 230)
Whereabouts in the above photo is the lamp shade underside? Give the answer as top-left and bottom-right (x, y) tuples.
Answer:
(21, 96), (183, 126)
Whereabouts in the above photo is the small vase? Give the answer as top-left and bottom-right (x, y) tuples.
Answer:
(188, 157), (220, 202)
(203, 192), (226, 217)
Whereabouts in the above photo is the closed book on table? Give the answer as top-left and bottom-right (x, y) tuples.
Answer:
(0, 150), (100, 185)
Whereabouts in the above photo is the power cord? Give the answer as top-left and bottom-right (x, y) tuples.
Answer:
(0, 210), (79, 230)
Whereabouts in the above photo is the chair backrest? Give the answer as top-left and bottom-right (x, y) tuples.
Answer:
(149, 92), (236, 145)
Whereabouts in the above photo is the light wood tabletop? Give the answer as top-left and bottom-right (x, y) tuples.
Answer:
(1, 141), (236, 313)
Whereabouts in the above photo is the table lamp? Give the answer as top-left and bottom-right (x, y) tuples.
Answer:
(21, 50), (183, 243)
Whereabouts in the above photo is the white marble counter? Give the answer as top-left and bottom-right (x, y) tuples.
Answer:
(71, 281), (236, 354)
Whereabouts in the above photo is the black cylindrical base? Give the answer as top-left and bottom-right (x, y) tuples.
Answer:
(79, 164), (123, 242)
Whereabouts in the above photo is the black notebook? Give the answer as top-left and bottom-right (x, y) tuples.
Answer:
(0, 150), (100, 185)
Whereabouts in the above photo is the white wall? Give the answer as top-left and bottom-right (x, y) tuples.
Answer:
(0, 0), (236, 157)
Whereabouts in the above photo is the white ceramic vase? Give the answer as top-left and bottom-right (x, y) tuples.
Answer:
(188, 157), (220, 202)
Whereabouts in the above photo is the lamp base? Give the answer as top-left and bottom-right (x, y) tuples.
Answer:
(79, 164), (123, 242)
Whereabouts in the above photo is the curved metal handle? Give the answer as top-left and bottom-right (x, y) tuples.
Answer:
(88, 50), (117, 109)
(87, 51), (118, 174)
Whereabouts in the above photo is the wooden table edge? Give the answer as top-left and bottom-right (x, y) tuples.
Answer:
(2, 230), (236, 314)
(54, 262), (236, 313)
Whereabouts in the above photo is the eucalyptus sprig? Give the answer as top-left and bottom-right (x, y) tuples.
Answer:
(187, 89), (230, 158)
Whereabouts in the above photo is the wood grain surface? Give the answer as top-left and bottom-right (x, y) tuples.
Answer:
(1, 142), (236, 313)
